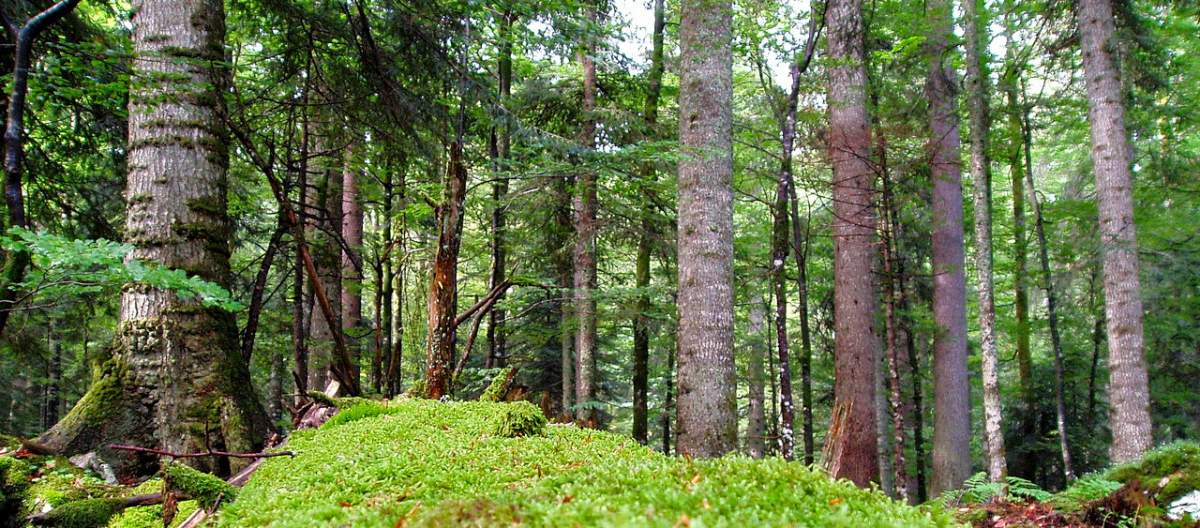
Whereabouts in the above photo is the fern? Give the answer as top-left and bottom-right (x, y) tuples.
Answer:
(935, 472), (1052, 505)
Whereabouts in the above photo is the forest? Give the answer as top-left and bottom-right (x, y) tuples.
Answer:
(0, 0), (1198, 525)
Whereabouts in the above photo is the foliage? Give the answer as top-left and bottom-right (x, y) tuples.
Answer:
(0, 228), (243, 312)
(936, 472), (1052, 506)
(213, 399), (957, 527)
(1049, 475), (1123, 512)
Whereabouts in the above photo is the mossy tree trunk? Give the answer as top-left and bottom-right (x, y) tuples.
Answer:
(37, 0), (270, 479)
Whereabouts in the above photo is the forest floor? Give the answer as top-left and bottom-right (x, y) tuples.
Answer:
(1, 389), (1197, 527)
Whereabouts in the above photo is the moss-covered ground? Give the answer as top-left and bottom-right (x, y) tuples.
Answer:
(213, 399), (956, 527)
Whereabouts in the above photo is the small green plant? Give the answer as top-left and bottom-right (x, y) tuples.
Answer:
(937, 472), (1050, 505)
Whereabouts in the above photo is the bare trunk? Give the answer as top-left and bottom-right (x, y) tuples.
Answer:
(771, 169), (794, 460)
(558, 172), (575, 415)
(880, 149), (910, 503)
(1023, 105), (1075, 480)
(824, 0), (879, 487)
(632, 0), (665, 446)
(305, 136), (342, 391)
(747, 302), (767, 458)
(788, 190), (815, 465)
(40, 0), (270, 478)
(424, 140), (467, 400)
(964, 0), (1008, 483)
(486, 11), (513, 370)
(1077, 0), (1153, 463)
(676, 0), (736, 458)
(573, 11), (599, 425)
(242, 222), (286, 362)
(341, 143), (363, 380)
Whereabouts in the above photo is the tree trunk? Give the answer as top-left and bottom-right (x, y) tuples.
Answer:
(305, 136), (343, 391)
(788, 190), (815, 465)
(42, 332), (61, 430)
(341, 143), (363, 381)
(385, 169), (406, 396)
(486, 10), (513, 370)
(242, 222), (286, 363)
(824, 0), (879, 487)
(747, 302), (767, 458)
(660, 323), (676, 455)
(676, 0), (736, 458)
(771, 165), (794, 460)
(1077, 0), (1153, 463)
(632, 0), (665, 447)
(292, 92), (311, 399)
(39, 0), (270, 478)
(424, 139), (468, 400)
(1023, 103), (1075, 480)
(880, 147), (910, 503)
(926, 0), (971, 496)
(573, 7), (599, 426)
(964, 0), (1008, 484)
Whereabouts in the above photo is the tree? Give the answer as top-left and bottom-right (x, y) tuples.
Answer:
(963, 0), (1007, 483)
(342, 143), (363, 379)
(824, 0), (878, 487)
(1077, 0), (1154, 464)
(573, 2), (599, 426)
(675, 0), (736, 458)
(632, 0), (666, 445)
(38, 0), (270, 478)
(486, 8), (515, 370)
(926, 0), (971, 495)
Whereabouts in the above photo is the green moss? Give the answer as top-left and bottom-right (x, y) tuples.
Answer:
(162, 462), (236, 508)
(490, 401), (546, 438)
(22, 462), (121, 518)
(213, 399), (957, 527)
(106, 500), (198, 528)
(479, 367), (515, 402)
(185, 196), (224, 217)
(33, 497), (125, 528)
(1, 456), (33, 519)
(1101, 441), (1200, 505)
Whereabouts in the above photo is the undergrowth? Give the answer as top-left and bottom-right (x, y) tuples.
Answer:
(213, 399), (957, 527)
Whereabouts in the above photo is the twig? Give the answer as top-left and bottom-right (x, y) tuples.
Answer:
(108, 444), (295, 460)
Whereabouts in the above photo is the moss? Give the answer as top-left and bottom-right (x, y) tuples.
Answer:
(33, 497), (126, 528)
(479, 366), (515, 402)
(185, 196), (224, 217)
(214, 399), (957, 527)
(106, 500), (198, 528)
(1101, 441), (1200, 505)
(21, 464), (121, 518)
(162, 462), (236, 508)
(490, 401), (547, 438)
(1, 456), (33, 520)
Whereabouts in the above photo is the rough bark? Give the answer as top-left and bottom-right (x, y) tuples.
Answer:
(963, 0), (1008, 483)
(633, 0), (665, 447)
(305, 134), (342, 391)
(926, 0), (971, 496)
(1077, 0), (1153, 463)
(341, 143), (363, 380)
(824, 0), (879, 487)
(746, 302), (767, 458)
(880, 148), (910, 503)
(675, 0), (736, 458)
(573, 7), (599, 426)
(424, 140), (467, 400)
(771, 166), (794, 461)
(38, 0), (270, 479)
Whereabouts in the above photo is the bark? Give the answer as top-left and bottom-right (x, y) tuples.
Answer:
(341, 143), (363, 380)
(42, 334), (61, 430)
(1022, 99), (1074, 480)
(305, 143), (343, 391)
(1087, 267), (1104, 430)
(926, 0), (971, 496)
(633, 0), (665, 446)
(746, 302), (767, 458)
(771, 166), (794, 461)
(788, 189), (815, 464)
(486, 10), (514, 370)
(558, 171), (575, 415)
(888, 193), (927, 501)
(292, 88), (311, 399)
(963, 0), (1008, 483)
(676, 0), (736, 458)
(39, 0), (271, 479)
(824, 0), (879, 487)
(0, 0), (82, 336)
(424, 139), (468, 400)
(385, 169), (405, 396)
(1077, 0), (1153, 463)
(660, 324), (676, 455)
(573, 6), (599, 426)
(880, 147), (910, 503)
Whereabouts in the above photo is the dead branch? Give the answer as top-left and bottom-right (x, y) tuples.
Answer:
(108, 445), (295, 460)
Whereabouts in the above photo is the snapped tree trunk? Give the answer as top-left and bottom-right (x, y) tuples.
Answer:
(1077, 0), (1153, 463)
(38, 0), (270, 479)
(963, 0), (1008, 483)
(675, 0), (736, 458)
(824, 0), (879, 487)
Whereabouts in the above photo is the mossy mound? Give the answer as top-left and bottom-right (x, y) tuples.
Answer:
(1099, 441), (1200, 505)
(213, 399), (956, 527)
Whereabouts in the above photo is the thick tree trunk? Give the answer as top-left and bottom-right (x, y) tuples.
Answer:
(39, 0), (270, 479)
(341, 143), (363, 380)
(486, 11), (513, 370)
(746, 302), (767, 458)
(963, 0), (1008, 483)
(824, 0), (879, 487)
(424, 140), (468, 400)
(632, 0), (665, 446)
(675, 0), (736, 458)
(1077, 0), (1153, 463)
(926, 0), (971, 496)
(573, 11), (599, 425)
